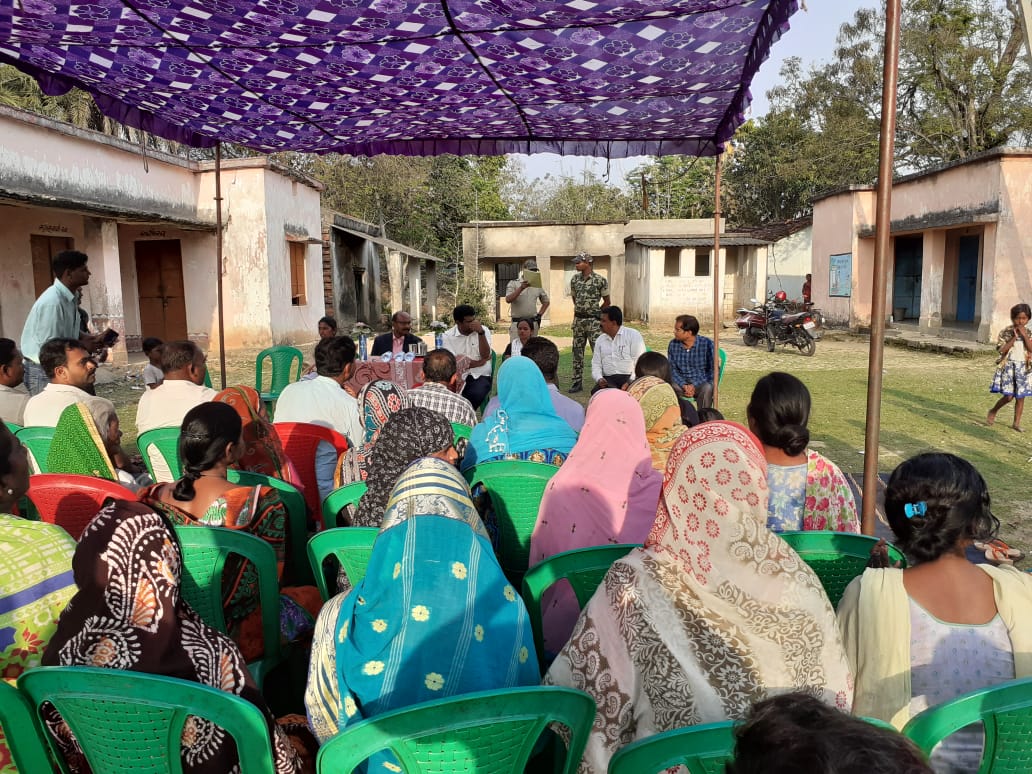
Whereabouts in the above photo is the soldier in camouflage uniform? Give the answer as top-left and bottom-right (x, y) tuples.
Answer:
(568, 252), (610, 392)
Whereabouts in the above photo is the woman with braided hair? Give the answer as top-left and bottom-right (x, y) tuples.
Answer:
(140, 401), (321, 661)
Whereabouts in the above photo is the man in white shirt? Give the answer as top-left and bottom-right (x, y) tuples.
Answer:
(136, 341), (217, 435)
(591, 305), (646, 394)
(23, 338), (116, 431)
(19, 250), (103, 395)
(441, 304), (493, 409)
(273, 335), (361, 501)
(484, 336), (584, 431)
(0, 339), (28, 426)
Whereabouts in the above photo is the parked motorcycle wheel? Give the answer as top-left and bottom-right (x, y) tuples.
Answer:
(765, 324), (776, 352)
(743, 329), (762, 347)
(796, 330), (816, 357)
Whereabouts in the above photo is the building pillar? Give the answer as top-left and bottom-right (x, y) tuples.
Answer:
(407, 257), (422, 322)
(919, 230), (945, 330)
(387, 248), (405, 316)
(82, 217), (127, 364)
(425, 260), (438, 323)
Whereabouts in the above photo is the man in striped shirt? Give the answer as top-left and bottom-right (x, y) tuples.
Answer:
(409, 349), (478, 428)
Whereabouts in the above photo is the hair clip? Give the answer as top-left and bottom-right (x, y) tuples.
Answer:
(904, 501), (927, 519)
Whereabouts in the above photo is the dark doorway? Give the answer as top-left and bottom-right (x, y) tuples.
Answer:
(956, 235), (979, 323)
(892, 236), (923, 320)
(135, 240), (188, 341)
(494, 261), (521, 320)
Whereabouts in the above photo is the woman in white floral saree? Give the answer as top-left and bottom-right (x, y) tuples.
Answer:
(544, 421), (853, 773)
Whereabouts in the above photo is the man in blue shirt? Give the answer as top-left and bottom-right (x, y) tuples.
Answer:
(20, 250), (102, 395)
(667, 314), (715, 410)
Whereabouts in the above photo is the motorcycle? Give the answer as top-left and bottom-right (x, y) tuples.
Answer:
(735, 300), (771, 347)
(765, 305), (818, 356)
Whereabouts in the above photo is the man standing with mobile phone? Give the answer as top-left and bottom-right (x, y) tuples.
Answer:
(19, 250), (105, 396)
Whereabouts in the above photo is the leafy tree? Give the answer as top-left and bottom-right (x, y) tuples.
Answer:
(624, 156), (717, 219)
(501, 169), (636, 221)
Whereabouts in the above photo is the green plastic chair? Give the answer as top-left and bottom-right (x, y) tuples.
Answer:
(19, 666), (277, 773)
(174, 525), (283, 687)
(137, 426), (183, 482)
(316, 686), (595, 774)
(779, 531), (907, 608)
(522, 543), (639, 665)
(451, 421), (473, 443)
(307, 527), (379, 601)
(227, 468), (314, 585)
(607, 720), (736, 774)
(463, 459), (560, 583)
(0, 680), (53, 774)
(903, 676), (1032, 773)
(255, 345), (303, 414)
(320, 481), (368, 528)
(15, 425), (54, 474)
(3, 420), (21, 435)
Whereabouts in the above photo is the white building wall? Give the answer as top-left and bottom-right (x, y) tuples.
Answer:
(766, 225), (813, 301)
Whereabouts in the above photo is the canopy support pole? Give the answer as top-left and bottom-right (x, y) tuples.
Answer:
(861, 0), (902, 535)
(214, 143), (227, 390)
(712, 153), (723, 408)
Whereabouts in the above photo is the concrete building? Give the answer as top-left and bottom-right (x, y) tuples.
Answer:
(461, 218), (769, 326)
(811, 149), (1032, 341)
(0, 105), (438, 359)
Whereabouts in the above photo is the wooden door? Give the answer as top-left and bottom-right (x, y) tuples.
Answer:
(135, 240), (188, 341)
(29, 235), (74, 297)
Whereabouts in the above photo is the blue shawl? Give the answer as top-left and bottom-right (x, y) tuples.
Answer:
(463, 356), (578, 470)
(306, 457), (540, 754)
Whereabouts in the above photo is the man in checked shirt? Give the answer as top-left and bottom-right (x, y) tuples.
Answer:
(667, 314), (715, 410)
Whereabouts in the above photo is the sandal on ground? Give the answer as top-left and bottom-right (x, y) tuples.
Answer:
(974, 539), (1025, 566)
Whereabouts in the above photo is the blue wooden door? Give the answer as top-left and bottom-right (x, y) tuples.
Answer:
(956, 236), (978, 322)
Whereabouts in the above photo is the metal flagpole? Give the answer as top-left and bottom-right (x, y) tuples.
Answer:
(712, 153), (723, 407)
(861, 0), (902, 535)
(214, 143), (227, 390)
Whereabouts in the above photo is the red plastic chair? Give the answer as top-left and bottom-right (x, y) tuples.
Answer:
(25, 474), (138, 540)
(272, 422), (349, 528)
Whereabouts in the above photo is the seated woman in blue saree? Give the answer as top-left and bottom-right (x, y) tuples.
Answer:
(461, 356), (578, 471)
(305, 457), (540, 759)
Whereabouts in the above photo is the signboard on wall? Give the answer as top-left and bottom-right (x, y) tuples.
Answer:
(829, 253), (852, 297)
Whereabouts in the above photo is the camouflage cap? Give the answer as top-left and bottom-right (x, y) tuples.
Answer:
(574, 251), (593, 264)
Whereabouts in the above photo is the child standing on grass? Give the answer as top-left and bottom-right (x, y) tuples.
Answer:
(987, 303), (1032, 431)
(141, 337), (164, 390)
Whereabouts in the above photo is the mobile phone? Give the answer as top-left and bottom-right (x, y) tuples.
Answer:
(101, 328), (120, 347)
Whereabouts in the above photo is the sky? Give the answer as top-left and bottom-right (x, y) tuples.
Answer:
(512, 0), (874, 185)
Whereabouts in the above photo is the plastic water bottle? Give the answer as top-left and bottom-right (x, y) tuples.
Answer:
(434, 332), (443, 349)
(358, 334), (368, 361)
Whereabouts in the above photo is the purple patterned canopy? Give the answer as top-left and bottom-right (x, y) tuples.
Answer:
(0, 0), (796, 157)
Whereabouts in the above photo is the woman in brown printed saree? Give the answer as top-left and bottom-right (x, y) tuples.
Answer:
(140, 401), (321, 662)
(544, 421), (853, 773)
(42, 498), (314, 773)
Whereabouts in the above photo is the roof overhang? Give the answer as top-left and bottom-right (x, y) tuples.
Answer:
(330, 223), (442, 262)
(629, 235), (770, 247)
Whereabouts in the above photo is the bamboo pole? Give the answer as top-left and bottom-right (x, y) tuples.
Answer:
(214, 144), (227, 390)
(712, 153), (723, 407)
(861, 0), (902, 535)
